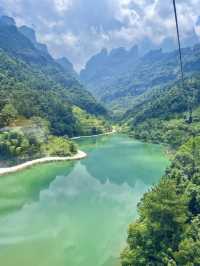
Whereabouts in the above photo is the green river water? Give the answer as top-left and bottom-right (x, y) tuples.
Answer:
(0, 135), (169, 266)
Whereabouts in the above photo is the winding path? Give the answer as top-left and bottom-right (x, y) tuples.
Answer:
(71, 129), (116, 140)
(0, 150), (87, 176)
(0, 130), (116, 176)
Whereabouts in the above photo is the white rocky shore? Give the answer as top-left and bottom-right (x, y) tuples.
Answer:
(0, 150), (87, 176)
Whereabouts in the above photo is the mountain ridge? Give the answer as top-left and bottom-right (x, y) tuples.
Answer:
(0, 15), (109, 139)
(80, 43), (200, 114)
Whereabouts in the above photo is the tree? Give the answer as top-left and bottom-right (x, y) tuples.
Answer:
(121, 179), (189, 266)
(0, 103), (18, 127)
(174, 216), (200, 265)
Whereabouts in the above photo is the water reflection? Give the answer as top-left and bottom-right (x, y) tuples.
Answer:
(0, 134), (169, 266)
(0, 161), (75, 214)
(0, 163), (146, 266)
(78, 135), (168, 187)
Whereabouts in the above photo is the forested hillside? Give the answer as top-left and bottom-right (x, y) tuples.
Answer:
(0, 15), (110, 164)
(121, 73), (200, 264)
(121, 136), (200, 265)
(81, 45), (200, 114)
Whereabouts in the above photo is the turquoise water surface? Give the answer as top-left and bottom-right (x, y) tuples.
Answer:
(0, 135), (169, 266)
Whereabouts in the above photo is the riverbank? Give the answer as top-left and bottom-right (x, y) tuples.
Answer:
(0, 134), (169, 265)
(71, 129), (116, 140)
(0, 150), (87, 176)
(0, 131), (116, 176)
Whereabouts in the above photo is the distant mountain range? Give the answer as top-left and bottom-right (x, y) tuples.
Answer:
(80, 42), (200, 114)
(1, 14), (199, 122)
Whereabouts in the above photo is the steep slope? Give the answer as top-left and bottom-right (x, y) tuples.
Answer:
(80, 46), (139, 100)
(122, 75), (200, 147)
(81, 44), (200, 114)
(0, 16), (107, 116)
(0, 16), (109, 138)
(19, 25), (49, 55)
(56, 57), (78, 79)
(124, 79), (194, 125)
(121, 77), (200, 266)
(121, 136), (200, 265)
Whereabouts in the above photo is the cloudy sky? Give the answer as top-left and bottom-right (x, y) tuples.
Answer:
(0, 0), (200, 71)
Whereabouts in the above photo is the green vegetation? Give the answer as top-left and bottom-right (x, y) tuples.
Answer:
(0, 118), (77, 165)
(0, 103), (18, 127)
(121, 137), (200, 265)
(123, 77), (200, 148)
(0, 47), (107, 137)
(81, 45), (200, 114)
(121, 76), (200, 264)
(0, 16), (109, 163)
(0, 16), (107, 132)
(2, 14), (200, 266)
(73, 106), (111, 135)
(41, 136), (77, 157)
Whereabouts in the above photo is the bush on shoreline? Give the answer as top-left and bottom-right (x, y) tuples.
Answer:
(0, 126), (77, 164)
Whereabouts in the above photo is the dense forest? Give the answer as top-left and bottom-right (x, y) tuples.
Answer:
(121, 136), (200, 265)
(81, 44), (200, 115)
(120, 75), (200, 263)
(0, 16), (110, 163)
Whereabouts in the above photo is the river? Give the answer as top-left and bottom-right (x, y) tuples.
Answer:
(0, 134), (169, 266)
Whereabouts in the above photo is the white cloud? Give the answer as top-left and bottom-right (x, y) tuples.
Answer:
(54, 0), (72, 13)
(63, 32), (78, 46)
(0, 0), (199, 70)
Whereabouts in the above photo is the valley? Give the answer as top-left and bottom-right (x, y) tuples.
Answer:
(0, 4), (200, 265)
(80, 45), (200, 115)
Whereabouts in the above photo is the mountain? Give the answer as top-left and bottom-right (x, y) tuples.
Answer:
(121, 73), (200, 151)
(124, 78), (196, 126)
(56, 57), (78, 79)
(0, 16), (108, 138)
(138, 30), (199, 55)
(19, 25), (49, 54)
(121, 77), (200, 266)
(0, 16), (15, 26)
(81, 45), (139, 81)
(0, 17), (82, 89)
(0, 16), (52, 66)
(80, 43), (200, 114)
(80, 45), (139, 99)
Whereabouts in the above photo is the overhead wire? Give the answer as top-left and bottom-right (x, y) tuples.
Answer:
(173, 0), (196, 174)
(172, 0), (193, 123)
(172, 0), (185, 89)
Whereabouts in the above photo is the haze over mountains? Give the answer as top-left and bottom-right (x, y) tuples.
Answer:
(1, 13), (200, 120)
(80, 42), (200, 114)
(1, 0), (200, 71)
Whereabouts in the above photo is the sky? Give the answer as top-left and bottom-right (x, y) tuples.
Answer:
(0, 0), (200, 71)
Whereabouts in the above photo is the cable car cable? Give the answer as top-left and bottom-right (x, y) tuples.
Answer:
(172, 0), (193, 123)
